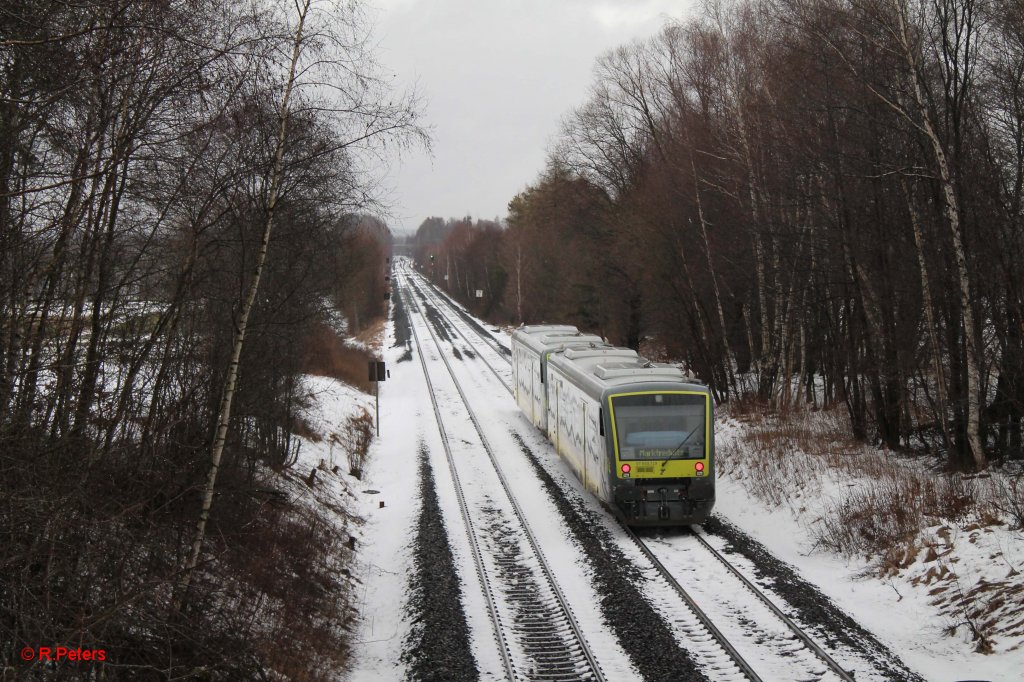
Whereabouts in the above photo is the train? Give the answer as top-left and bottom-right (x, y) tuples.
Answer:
(511, 325), (714, 526)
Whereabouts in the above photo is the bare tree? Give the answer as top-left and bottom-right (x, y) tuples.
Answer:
(178, 0), (425, 604)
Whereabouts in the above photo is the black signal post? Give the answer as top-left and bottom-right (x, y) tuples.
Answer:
(368, 360), (386, 434)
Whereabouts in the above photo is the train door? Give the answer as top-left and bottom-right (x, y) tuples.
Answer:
(512, 346), (521, 407)
(554, 380), (560, 450)
(582, 399), (588, 490)
(513, 345), (526, 416)
(546, 374), (558, 446)
(532, 356), (543, 427)
(542, 353), (550, 431)
(524, 351), (531, 417)
(598, 398), (613, 499)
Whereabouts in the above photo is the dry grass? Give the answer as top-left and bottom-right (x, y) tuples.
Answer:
(719, 406), (1005, 556)
(992, 475), (1024, 530)
(302, 324), (377, 393)
(292, 413), (324, 443)
(717, 405), (858, 507)
(333, 408), (373, 479)
(353, 317), (385, 351)
(238, 493), (357, 680)
(719, 405), (1024, 651)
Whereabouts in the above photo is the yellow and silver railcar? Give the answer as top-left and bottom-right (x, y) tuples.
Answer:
(513, 328), (714, 526)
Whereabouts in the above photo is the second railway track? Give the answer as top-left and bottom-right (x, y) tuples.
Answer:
(402, 271), (608, 682)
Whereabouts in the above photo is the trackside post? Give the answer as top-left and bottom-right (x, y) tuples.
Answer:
(368, 360), (386, 434)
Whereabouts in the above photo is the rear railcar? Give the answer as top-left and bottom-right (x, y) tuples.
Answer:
(511, 326), (605, 432)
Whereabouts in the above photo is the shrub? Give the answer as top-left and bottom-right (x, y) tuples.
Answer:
(993, 474), (1024, 530)
(719, 406), (1007, 560)
(344, 409), (374, 479)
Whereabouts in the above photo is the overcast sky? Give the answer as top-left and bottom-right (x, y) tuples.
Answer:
(370, 0), (696, 234)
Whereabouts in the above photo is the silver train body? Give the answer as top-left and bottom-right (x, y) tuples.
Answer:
(512, 325), (715, 526)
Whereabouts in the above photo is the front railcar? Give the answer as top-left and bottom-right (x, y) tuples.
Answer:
(603, 383), (715, 525)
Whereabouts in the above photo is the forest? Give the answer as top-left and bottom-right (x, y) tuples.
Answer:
(417, 0), (1024, 473)
(0, 0), (420, 678)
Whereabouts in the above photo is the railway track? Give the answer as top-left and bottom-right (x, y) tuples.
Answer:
(401, 272), (607, 682)
(406, 277), (513, 392)
(626, 529), (856, 682)
(695, 531), (854, 680)
(422, 283), (513, 358)
(403, 263), (864, 682)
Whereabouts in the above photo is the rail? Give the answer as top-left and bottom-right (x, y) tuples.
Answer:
(403, 272), (606, 682)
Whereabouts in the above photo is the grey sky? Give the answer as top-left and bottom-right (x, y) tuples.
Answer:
(371, 0), (695, 234)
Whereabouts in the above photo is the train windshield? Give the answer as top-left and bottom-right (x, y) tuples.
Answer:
(612, 393), (706, 460)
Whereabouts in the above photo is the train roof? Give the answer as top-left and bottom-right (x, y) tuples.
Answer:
(549, 345), (704, 400)
(512, 326), (605, 354)
(515, 324), (579, 337)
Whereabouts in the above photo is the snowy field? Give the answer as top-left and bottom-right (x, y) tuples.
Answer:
(291, 280), (1022, 682)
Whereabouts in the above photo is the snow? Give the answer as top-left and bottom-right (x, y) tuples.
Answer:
(286, 331), (424, 679)
(293, 270), (1021, 682)
(714, 417), (1024, 682)
(317, 340), (426, 680)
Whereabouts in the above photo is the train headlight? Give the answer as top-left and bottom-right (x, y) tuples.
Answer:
(695, 461), (705, 476)
(621, 463), (631, 474)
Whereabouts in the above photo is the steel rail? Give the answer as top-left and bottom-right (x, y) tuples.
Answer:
(623, 527), (764, 682)
(690, 531), (857, 682)
(402, 271), (606, 682)
(403, 282), (518, 681)
(406, 274), (513, 394)
(408, 268), (756, 680)
(410, 263), (858, 682)
(410, 271), (513, 360)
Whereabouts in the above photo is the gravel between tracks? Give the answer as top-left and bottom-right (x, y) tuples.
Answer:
(416, 278), (511, 357)
(418, 296), (455, 340)
(452, 306), (511, 356)
(391, 287), (413, 362)
(510, 433), (709, 682)
(402, 444), (479, 682)
(416, 290), (467, 361)
(702, 516), (925, 682)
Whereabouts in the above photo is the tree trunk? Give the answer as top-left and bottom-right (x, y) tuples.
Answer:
(894, 3), (985, 468)
(902, 178), (953, 452)
(689, 150), (736, 398)
(178, 0), (311, 607)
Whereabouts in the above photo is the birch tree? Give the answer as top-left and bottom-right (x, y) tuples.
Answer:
(827, 0), (986, 465)
(178, 0), (425, 605)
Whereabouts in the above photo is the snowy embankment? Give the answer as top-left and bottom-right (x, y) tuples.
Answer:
(715, 410), (1024, 682)
(289, 300), (434, 681)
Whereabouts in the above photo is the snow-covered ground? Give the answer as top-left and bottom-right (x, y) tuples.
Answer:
(290, 330), (428, 679)
(716, 416), (1024, 682)
(293, 273), (1022, 682)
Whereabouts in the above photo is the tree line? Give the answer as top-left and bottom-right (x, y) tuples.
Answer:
(1, 0), (420, 678)
(418, 0), (1023, 471)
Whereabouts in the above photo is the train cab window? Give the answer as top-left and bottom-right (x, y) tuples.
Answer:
(612, 393), (705, 460)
